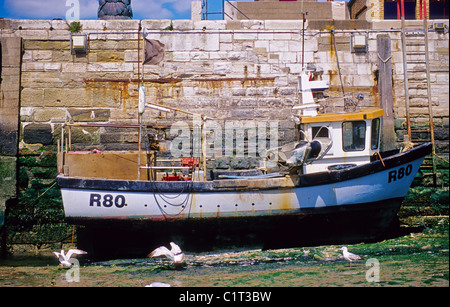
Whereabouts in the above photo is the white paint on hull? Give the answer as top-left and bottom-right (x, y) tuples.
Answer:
(60, 158), (423, 221)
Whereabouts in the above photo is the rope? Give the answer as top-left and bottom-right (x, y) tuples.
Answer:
(433, 152), (449, 165)
(375, 152), (386, 167)
(142, 122), (195, 220)
(37, 181), (57, 199)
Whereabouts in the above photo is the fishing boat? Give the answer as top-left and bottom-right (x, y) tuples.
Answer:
(56, 72), (432, 257)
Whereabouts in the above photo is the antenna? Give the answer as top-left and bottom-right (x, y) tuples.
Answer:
(301, 11), (308, 69)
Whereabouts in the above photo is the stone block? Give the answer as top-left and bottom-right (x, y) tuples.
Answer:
(191, 51), (209, 60)
(0, 129), (18, 155)
(240, 20), (264, 30)
(13, 20), (51, 30)
(219, 33), (233, 43)
(172, 20), (194, 30)
(32, 50), (53, 61)
(21, 88), (44, 107)
(62, 63), (88, 73)
(87, 62), (133, 72)
(226, 21), (242, 30)
(288, 40), (302, 52)
(272, 33), (292, 41)
(219, 43), (233, 51)
(228, 51), (248, 61)
(172, 51), (191, 62)
(43, 88), (90, 107)
(33, 108), (67, 122)
(80, 20), (107, 31)
(215, 156), (230, 169)
(286, 63), (302, 74)
(105, 20), (140, 31)
(95, 51), (125, 62)
(161, 33), (219, 51)
(214, 62), (232, 74)
(234, 32), (258, 41)
(231, 108), (254, 119)
(48, 30), (70, 40)
(69, 127), (100, 144)
(209, 52), (229, 60)
(100, 132), (122, 144)
(193, 20), (226, 30)
(23, 124), (53, 145)
(23, 62), (61, 72)
(68, 109), (110, 122)
(269, 40), (289, 52)
(258, 33), (274, 41)
(279, 52), (297, 63)
(19, 30), (49, 40)
(231, 157), (257, 169)
(22, 50), (33, 62)
(265, 20), (302, 30)
(22, 62), (44, 72)
(89, 89), (122, 108)
(141, 19), (172, 30)
(232, 88), (246, 96)
(51, 50), (72, 62)
(191, 1), (202, 22)
(124, 50), (138, 62)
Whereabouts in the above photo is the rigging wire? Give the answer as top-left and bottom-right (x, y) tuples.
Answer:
(141, 123), (195, 220)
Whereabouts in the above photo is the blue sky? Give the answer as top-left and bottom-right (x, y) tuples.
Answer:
(0, 0), (338, 20)
(0, 0), (195, 20)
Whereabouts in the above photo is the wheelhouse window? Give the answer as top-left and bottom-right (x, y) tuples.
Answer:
(371, 118), (381, 150)
(342, 121), (366, 151)
(311, 126), (332, 155)
(312, 126), (329, 139)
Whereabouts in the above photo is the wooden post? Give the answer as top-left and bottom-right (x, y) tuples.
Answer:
(377, 34), (396, 151)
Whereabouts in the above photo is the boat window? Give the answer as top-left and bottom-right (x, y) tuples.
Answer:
(312, 126), (329, 139)
(311, 126), (333, 157)
(371, 118), (380, 150)
(342, 121), (366, 151)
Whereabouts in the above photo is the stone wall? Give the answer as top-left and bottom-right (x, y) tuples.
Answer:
(0, 17), (448, 248)
(0, 37), (22, 227)
(224, 1), (349, 20)
(1, 18), (448, 155)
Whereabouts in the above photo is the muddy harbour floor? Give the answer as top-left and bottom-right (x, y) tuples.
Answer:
(0, 217), (448, 287)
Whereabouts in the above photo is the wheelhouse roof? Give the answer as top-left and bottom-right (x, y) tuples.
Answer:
(299, 108), (385, 124)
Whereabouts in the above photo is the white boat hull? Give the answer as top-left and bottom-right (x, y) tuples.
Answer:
(60, 154), (424, 221)
(56, 143), (431, 256)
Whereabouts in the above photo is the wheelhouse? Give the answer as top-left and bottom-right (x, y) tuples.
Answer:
(297, 108), (385, 173)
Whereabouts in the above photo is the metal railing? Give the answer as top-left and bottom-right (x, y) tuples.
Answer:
(201, 0), (251, 20)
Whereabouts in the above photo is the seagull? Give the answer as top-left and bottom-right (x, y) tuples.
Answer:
(145, 282), (171, 287)
(341, 247), (362, 264)
(147, 242), (185, 268)
(53, 249), (87, 268)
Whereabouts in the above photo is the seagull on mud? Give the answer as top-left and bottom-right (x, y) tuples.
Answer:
(341, 247), (362, 264)
(147, 242), (185, 268)
(53, 249), (87, 268)
(145, 282), (171, 287)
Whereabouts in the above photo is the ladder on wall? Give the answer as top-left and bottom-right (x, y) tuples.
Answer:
(401, 17), (437, 186)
